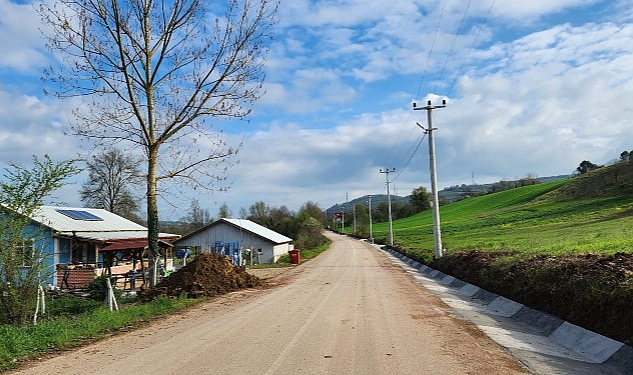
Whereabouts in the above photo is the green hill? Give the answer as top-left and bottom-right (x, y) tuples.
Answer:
(366, 162), (633, 345)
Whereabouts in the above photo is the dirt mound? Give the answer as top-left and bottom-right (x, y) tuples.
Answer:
(434, 251), (633, 344)
(139, 253), (261, 301)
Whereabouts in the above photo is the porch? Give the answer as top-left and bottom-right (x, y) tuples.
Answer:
(55, 237), (174, 290)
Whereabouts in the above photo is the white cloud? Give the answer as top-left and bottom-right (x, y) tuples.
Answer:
(484, 0), (602, 21)
(0, 0), (49, 72)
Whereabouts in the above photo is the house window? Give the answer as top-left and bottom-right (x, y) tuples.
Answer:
(17, 239), (35, 267)
(71, 242), (90, 264)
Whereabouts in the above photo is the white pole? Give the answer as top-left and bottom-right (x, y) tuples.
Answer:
(105, 277), (119, 311)
(414, 99), (446, 259)
(40, 285), (46, 315)
(368, 195), (373, 244)
(380, 168), (396, 247)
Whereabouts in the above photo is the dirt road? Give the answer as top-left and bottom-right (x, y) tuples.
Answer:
(13, 232), (529, 374)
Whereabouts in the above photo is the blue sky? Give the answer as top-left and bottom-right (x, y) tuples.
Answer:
(1, 0), (633, 220)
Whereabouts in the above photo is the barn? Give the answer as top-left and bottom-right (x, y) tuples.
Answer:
(173, 218), (294, 264)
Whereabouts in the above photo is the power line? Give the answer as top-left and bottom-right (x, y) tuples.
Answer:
(379, 1), (497, 197)
(391, 132), (426, 183)
(383, 1), (448, 174)
(433, 0), (473, 94)
(446, 0), (497, 98)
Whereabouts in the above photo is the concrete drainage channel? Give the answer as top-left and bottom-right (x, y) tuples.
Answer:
(376, 246), (633, 375)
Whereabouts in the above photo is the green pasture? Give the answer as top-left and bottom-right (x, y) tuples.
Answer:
(369, 180), (633, 263)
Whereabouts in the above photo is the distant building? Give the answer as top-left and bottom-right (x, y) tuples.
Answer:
(173, 218), (294, 264)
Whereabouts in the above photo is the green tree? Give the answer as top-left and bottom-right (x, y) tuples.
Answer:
(248, 201), (272, 226)
(267, 205), (296, 238)
(217, 202), (232, 219)
(353, 203), (369, 238)
(375, 201), (389, 223)
(410, 186), (431, 213)
(80, 148), (142, 221)
(0, 155), (79, 326)
(298, 201), (327, 225)
(39, 0), (278, 285)
(295, 216), (327, 250)
(576, 160), (602, 175)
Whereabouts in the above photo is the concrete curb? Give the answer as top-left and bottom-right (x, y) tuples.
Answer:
(381, 247), (633, 369)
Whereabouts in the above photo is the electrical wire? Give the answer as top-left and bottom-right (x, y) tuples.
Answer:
(446, 0), (496, 98)
(433, 0), (472, 94)
(382, 1), (447, 172)
(386, 0), (497, 187)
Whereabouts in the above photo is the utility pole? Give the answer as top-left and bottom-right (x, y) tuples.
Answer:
(341, 209), (345, 234)
(342, 193), (347, 234)
(379, 168), (396, 247)
(413, 99), (446, 259)
(353, 204), (357, 236)
(368, 195), (373, 244)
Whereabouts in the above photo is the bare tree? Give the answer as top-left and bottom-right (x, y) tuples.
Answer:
(39, 0), (278, 284)
(179, 198), (211, 233)
(80, 148), (142, 220)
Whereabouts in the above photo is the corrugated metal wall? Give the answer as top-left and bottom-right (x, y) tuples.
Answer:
(174, 222), (281, 263)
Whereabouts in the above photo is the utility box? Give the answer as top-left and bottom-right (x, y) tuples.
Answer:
(288, 249), (301, 265)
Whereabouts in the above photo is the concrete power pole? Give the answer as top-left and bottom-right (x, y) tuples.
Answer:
(368, 195), (373, 244)
(414, 99), (446, 259)
(353, 204), (357, 236)
(379, 168), (396, 247)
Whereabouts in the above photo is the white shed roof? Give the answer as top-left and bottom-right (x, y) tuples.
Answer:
(176, 218), (292, 245)
(222, 219), (292, 244)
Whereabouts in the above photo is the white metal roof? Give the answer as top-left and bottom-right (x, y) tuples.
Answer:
(221, 218), (293, 244)
(176, 218), (292, 245)
(31, 206), (179, 242)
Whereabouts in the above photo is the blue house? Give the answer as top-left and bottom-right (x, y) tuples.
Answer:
(25, 206), (179, 289)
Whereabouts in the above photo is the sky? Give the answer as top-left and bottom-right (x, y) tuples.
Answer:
(1, 0), (633, 220)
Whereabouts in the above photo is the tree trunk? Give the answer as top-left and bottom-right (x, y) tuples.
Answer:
(147, 146), (160, 286)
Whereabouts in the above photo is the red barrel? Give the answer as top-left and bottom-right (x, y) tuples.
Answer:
(288, 249), (301, 264)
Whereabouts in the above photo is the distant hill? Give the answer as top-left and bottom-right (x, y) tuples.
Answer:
(326, 174), (571, 214)
(327, 194), (410, 214)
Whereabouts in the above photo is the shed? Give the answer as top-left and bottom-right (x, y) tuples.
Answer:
(173, 218), (294, 264)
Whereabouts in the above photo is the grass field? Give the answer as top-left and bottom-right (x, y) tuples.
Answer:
(364, 175), (633, 343)
(369, 179), (633, 263)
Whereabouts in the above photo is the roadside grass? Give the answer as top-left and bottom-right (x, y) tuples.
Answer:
(0, 295), (200, 372)
(273, 240), (331, 265)
(369, 180), (633, 263)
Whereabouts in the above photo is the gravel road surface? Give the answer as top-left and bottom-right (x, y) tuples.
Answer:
(13, 231), (529, 374)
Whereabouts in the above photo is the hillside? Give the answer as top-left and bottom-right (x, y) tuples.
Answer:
(327, 194), (409, 213)
(326, 174), (571, 214)
(371, 162), (633, 345)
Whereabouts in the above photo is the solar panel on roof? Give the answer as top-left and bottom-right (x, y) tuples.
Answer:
(56, 209), (103, 221)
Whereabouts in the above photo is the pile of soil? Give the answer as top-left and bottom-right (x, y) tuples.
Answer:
(433, 251), (633, 345)
(139, 253), (261, 301)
